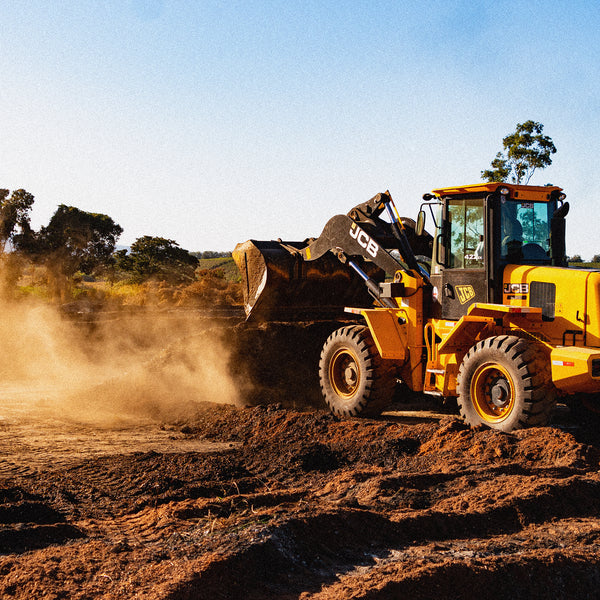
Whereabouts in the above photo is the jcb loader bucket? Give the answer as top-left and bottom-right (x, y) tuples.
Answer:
(233, 240), (382, 321)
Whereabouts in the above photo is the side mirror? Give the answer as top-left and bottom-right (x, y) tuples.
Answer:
(416, 210), (426, 236)
(553, 201), (570, 219)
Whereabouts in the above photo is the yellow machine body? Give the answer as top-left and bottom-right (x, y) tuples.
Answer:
(235, 182), (599, 430)
(356, 183), (600, 402)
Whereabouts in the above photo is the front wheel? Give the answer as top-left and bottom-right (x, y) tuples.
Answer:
(319, 325), (397, 417)
(456, 336), (556, 431)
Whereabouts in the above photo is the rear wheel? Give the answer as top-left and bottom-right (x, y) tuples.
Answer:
(456, 335), (556, 431)
(319, 325), (397, 417)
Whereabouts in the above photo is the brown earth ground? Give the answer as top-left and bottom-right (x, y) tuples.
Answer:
(1, 312), (600, 599)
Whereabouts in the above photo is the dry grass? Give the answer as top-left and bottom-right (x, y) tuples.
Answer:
(13, 262), (242, 309)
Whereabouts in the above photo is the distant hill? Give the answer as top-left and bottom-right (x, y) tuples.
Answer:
(196, 256), (240, 282)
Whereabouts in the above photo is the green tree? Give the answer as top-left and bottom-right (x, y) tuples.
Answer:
(592, 254), (600, 264)
(30, 205), (123, 276)
(482, 121), (557, 184)
(116, 236), (198, 283)
(0, 188), (35, 252)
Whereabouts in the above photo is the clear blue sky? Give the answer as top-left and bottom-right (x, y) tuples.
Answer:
(2, 1), (599, 257)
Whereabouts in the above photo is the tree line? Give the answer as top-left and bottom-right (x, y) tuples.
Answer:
(0, 189), (224, 288)
(568, 255), (600, 265)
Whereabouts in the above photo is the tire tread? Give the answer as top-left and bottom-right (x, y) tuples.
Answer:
(456, 335), (556, 431)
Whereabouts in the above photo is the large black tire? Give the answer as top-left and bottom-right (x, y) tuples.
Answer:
(456, 335), (556, 432)
(319, 325), (397, 417)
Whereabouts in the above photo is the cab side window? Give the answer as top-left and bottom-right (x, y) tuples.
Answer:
(446, 199), (484, 269)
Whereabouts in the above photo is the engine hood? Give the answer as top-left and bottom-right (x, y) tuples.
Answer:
(503, 264), (600, 348)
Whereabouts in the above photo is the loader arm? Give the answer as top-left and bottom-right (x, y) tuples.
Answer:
(300, 191), (429, 308)
(301, 214), (403, 277)
(233, 191), (432, 320)
(303, 192), (427, 275)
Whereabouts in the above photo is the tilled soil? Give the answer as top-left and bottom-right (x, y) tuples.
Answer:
(1, 387), (600, 599)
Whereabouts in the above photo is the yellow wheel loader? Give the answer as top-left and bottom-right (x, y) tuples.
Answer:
(233, 183), (600, 431)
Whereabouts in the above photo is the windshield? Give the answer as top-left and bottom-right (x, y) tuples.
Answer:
(500, 199), (554, 262)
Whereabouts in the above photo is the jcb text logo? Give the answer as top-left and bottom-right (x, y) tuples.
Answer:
(456, 285), (476, 305)
(503, 283), (529, 294)
(349, 224), (379, 258)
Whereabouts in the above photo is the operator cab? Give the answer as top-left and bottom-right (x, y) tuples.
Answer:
(419, 183), (567, 319)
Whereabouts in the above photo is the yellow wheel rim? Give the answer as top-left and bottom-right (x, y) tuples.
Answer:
(329, 348), (361, 398)
(470, 363), (515, 423)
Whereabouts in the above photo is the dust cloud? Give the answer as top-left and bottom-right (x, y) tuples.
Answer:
(0, 294), (242, 426)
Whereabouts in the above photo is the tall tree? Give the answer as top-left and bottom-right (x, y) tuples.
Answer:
(34, 205), (123, 276)
(0, 188), (35, 252)
(481, 120), (557, 184)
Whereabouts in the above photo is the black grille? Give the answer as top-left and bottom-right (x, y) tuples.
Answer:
(530, 281), (556, 321)
(592, 359), (600, 378)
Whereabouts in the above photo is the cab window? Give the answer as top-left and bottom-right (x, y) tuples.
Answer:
(500, 200), (553, 262)
(446, 199), (484, 269)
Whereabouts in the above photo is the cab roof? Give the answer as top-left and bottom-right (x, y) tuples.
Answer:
(431, 183), (562, 202)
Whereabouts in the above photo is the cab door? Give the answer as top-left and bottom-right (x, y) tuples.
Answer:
(431, 197), (488, 320)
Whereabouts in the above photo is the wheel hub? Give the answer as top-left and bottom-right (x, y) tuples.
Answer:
(490, 377), (510, 407)
(344, 365), (357, 387)
(470, 363), (516, 422)
(330, 349), (360, 398)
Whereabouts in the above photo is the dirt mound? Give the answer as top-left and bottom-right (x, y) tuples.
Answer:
(1, 398), (600, 599)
